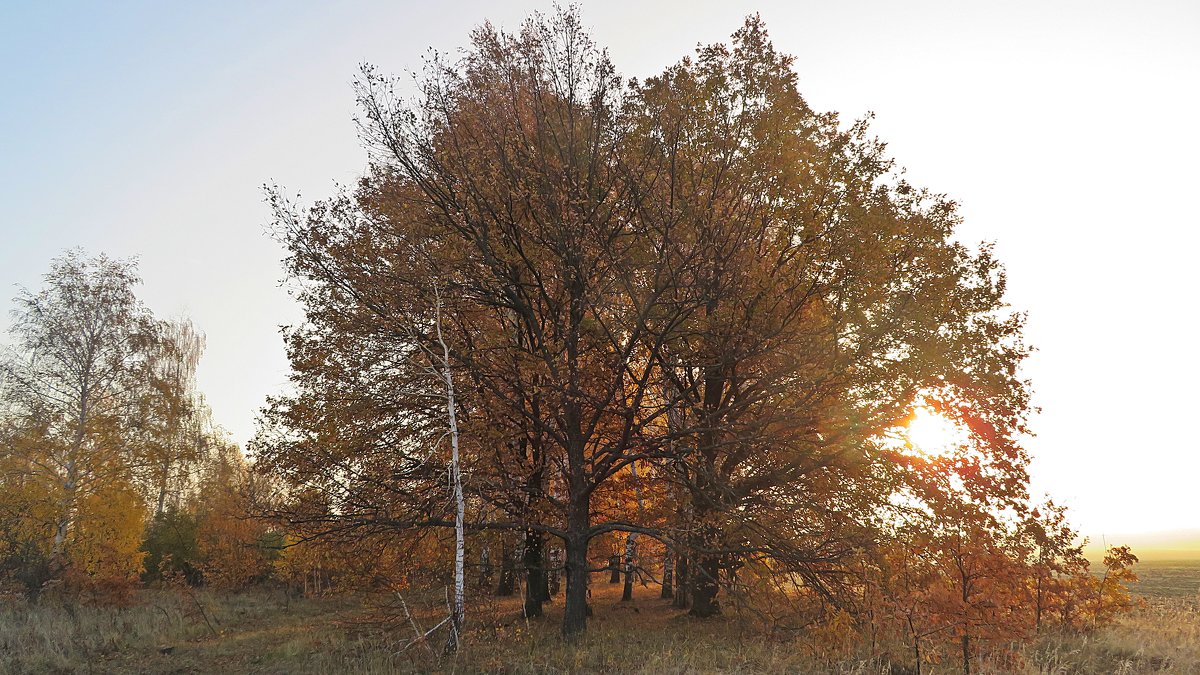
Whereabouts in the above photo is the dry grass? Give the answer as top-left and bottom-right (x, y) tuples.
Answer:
(1024, 598), (1200, 674)
(0, 587), (355, 674)
(0, 590), (201, 674)
(2, 584), (1198, 674)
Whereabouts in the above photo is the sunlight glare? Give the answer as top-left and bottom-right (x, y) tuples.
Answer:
(904, 406), (965, 457)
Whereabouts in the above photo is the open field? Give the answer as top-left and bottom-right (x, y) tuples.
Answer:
(4, 569), (1200, 675)
(1129, 560), (1200, 599)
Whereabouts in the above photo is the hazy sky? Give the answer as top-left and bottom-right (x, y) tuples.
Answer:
(2, 1), (1197, 538)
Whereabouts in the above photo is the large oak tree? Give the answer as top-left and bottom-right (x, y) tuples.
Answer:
(257, 8), (1032, 639)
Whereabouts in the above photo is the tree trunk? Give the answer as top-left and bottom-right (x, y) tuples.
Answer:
(688, 335), (726, 618)
(562, 535), (590, 638)
(52, 458), (80, 564)
(154, 460), (171, 521)
(547, 547), (561, 597)
(902, 612), (921, 672)
(673, 550), (690, 609)
(689, 553), (721, 617)
(561, 476), (593, 639)
(479, 547), (493, 588)
(437, 313), (466, 654)
(959, 548), (971, 675)
(523, 528), (548, 617)
(560, 350), (591, 638)
(1034, 573), (1044, 633)
(688, 521), (721, 617)
(660, 550), (674, 599)
(622, 460), (646, 602)
(608, 554), (621, 584)
(54, 395), (89, 564)
(911, 627), (922, 675)
(497, 542), (516, 596)
(621, 533), (636, 601)
(961, 632), (970, 675)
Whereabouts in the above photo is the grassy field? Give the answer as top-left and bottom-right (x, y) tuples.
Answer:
(1129, 560), (1200, 598)
(4, 568), (1200, 674)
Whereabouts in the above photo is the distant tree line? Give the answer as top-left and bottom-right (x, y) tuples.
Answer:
(0, 251), (275, 601)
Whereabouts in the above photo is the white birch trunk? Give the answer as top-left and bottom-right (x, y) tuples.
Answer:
(435, 293), (466, 654)
(622, 461), (647, 600)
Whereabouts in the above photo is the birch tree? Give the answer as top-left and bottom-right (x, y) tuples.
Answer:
(433, 289), (466, 654)
(1, 251), (157, 567)
(137, 319), (208, 520)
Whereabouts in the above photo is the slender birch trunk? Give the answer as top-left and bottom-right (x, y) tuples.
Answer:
(622, 461), (647, 602)
(435, 293), (466, 654)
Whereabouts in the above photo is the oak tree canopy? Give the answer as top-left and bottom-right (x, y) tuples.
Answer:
(257, 8), (1035, 640)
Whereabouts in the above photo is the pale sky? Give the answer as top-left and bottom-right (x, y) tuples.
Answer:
(1, 0), (1197, 538)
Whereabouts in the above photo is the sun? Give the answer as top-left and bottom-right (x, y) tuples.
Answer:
(903, 406), (966, 457)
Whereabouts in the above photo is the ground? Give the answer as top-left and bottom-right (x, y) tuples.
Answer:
(3, 572), (1200, 674)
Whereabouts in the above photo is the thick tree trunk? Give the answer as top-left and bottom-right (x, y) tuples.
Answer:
(562, 535), (590, 638)
(689, 553), (721, 617)
(608, 554), (621, 583)
(688, 335), (726, 618)
(561, 477), (593, 639)
(688, 519), (721, 617)
(523, 528), (548, 617)
(673, 551), (690, 609)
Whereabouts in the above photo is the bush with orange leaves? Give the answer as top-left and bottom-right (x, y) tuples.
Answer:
(63, 481), (147, 604)
(195, 484), (276, 589)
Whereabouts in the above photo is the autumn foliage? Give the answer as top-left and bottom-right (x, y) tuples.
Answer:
(243, 6), (1142, 669)
(0, 8), (1144, 675)
(0, 253), (274, 600)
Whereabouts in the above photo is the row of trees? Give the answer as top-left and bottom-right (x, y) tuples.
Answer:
(0, 251), (265, 599)
(0, 9), (1140, 674)
(251, 8), (1138, 668)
